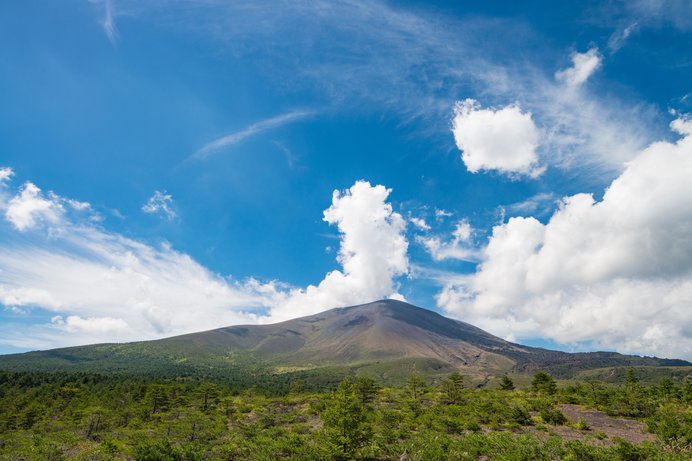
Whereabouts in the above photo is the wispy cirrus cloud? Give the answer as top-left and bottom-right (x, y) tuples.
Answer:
(502, 192), (557, 218)
(608, 22), (638, 53)
(111, 0), (662, 180)
(191, 110), (315, 161)
(621, 0), (692, 31)
(102, 0), (118, 44)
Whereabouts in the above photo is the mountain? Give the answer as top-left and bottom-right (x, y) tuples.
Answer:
(0, 300), (689, 385)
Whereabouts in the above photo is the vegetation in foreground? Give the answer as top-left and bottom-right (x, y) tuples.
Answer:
(0, 368), (690, 460)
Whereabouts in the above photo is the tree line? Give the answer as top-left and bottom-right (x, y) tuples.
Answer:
(0, 368), (690, 460)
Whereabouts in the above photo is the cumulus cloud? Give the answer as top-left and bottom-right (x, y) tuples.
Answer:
(142, 190), (177, 220)
(452, 99), (543, 177)
(555, 48), (602, 87)
(417, 220), (480, 262)
(5, 183), (64, 231)
(265, 180), (409, 320)
(438, 117), (692, 360)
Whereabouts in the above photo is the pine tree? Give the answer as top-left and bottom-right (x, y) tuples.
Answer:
(354, 376), (379, 406)
(499, 375), (515, 391)
(531, 371), (557, 395)
(197, 383), (219, 412)
(321, 378), (370, 459)
(146, 384), (169, 415)
(406, 374), (428, 400)
(683, 377), (692, 404)
(624, 368), (639, 386)
(441, 372), (465, 403)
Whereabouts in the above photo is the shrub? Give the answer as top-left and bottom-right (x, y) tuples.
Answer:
(134, 440), (203, 461)
(466, 420), (482, 432)
(510, 405), (533, 426)
(499, 375), (515, 391)
(539, 406), (567, 425)
(575, 418), (590, 431)
(646, 403), (692, 449)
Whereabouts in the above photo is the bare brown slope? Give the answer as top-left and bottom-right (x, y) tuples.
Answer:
(164, 299), (688, 376)
(172, 300), (514, 362)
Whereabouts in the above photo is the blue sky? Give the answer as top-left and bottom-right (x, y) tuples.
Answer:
(1, 0), (691, 359)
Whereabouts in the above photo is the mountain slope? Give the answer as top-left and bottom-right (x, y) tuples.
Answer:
(0, 300), (688, 382)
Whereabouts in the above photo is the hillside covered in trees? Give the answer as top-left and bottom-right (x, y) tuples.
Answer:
(0, 368), (690, 460)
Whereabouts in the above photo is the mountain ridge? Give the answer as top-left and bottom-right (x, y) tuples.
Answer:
(0, 300), (688, 383)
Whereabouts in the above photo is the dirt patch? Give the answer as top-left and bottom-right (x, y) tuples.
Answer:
(548, 404), (656, 446)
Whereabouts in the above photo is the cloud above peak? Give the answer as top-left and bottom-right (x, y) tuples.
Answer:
(452, 99), (543, 177)
(266, 180), (409, 320)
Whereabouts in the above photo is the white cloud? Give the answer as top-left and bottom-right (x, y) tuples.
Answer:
(438, 117), (692, 360)
(66, 199), (91, 211)
(410, 216), (430, 231)
(0, 167), (13, 183)
(0, 178), (274, 349)
(417, 219), (480, 262)
(0, 176), (408, 349)
(452, 99), (543, 177)
(5, 183), (64, 231)
(142, 190), (177, 220)
(52, 315), (129, 334)
(265, 180), (409, 320)
(388, 292), (407, 302)
(0, 224), (269, 348)
(555, 48), (602, 87)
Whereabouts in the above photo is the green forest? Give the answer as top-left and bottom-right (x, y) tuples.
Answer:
(0, 369), (690, 460)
